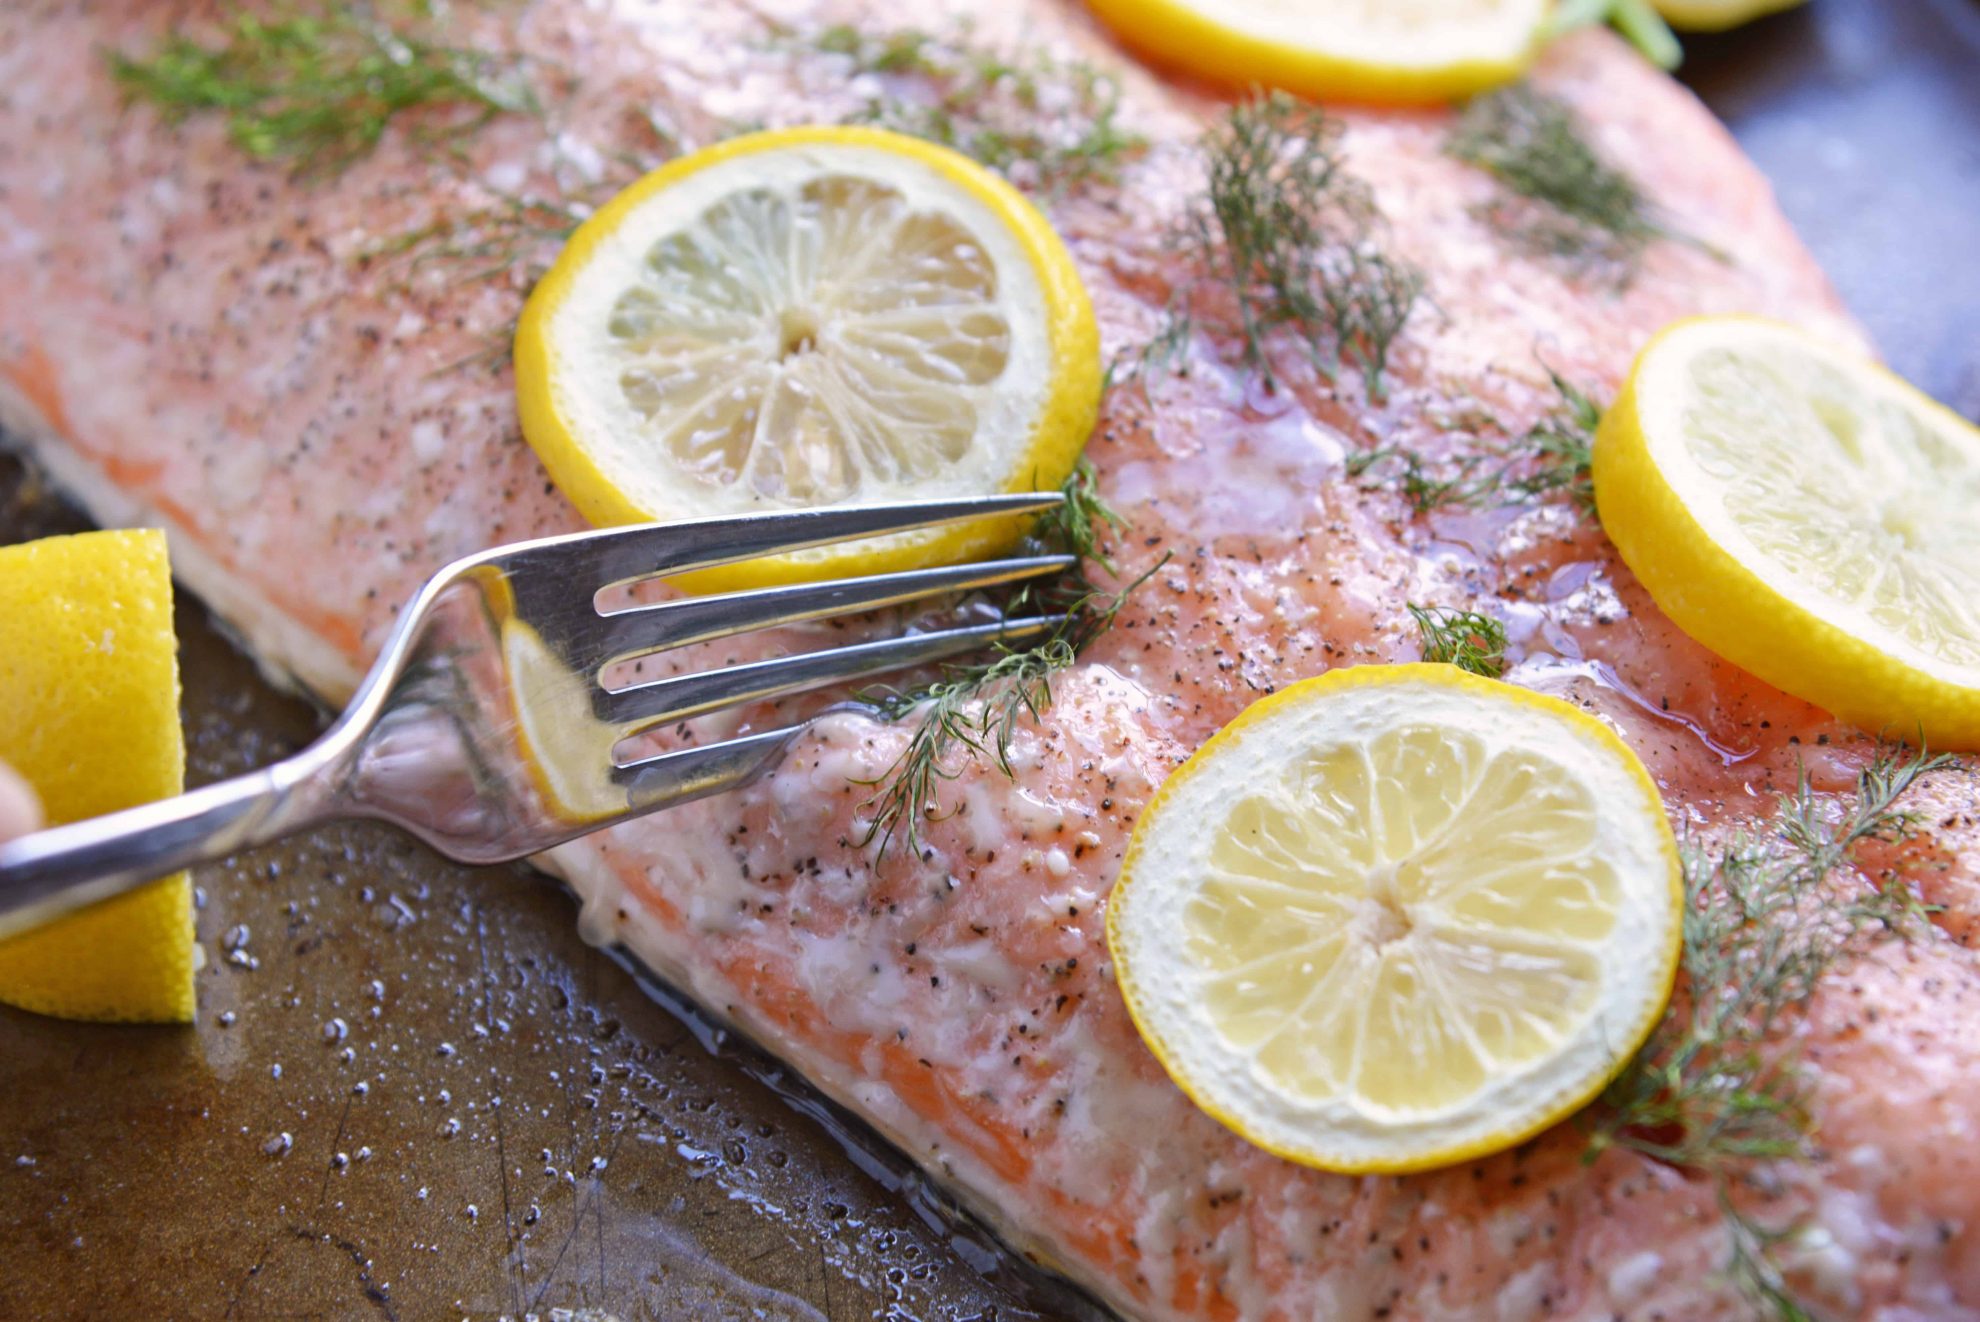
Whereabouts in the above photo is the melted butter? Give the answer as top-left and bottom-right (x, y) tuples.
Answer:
(1107, 404), (1345, 543)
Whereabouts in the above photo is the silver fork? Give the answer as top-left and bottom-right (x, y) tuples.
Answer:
(0, 493), (1070, 940)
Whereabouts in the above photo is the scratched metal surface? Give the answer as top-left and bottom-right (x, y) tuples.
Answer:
(1, 1), (1975, 1318)
(0, 454), (1095, 1320)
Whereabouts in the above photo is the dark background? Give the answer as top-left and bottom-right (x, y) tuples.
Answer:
(1, 1), (1974, 1317)
(1678, 0), (1980, 409)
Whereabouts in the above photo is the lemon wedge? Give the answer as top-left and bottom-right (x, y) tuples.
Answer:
(1107, 664), (1681, 1173)
(0, 529), (197, 1024)
(516, 125), (1100, 593)
(1084, 0), (1549, 105)
(1595, 317), (1980, 747)
(1653, 0), (1805, 32)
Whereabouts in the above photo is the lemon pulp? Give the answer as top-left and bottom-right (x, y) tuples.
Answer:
(0, 529), (196, 1024)
(516, 126), (1100, 592)
(1595, 316), (1980, 746)
(1108, 664), (1682, 1173)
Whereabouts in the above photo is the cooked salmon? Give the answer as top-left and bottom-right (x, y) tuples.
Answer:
(3, 2), (1977, 1317)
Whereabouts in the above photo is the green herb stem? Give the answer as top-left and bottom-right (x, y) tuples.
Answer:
(1590, 745), (1956, 1316)
(1447, 85), (1674, 278)
(1136, 93), (1424, 401)
(779, 23), (1146, 194)
(1549, 0), (1684, 70)
(1353, 367), (1601, 516)
(109, 6), (535, 174)
(856, 461), (1165, 857)
(1407, 604), (1508, 678)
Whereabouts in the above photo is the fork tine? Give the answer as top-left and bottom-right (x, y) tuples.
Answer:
(593, 555), (1076, 671)
(598, 615), (1066, 735)
(501, 492), (1064, 595)
(611, 723), (805, 812)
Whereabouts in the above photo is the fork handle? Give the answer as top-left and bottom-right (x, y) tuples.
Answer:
(0, 749), (336, 942)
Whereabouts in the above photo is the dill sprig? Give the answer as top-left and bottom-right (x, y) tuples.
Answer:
(1351, 446), (1493, 515)
(107, 5), (536, 174)
(1353, 367), (1603, 515)
(367, 188), (590, 375)
(781, 24), (1146, 194)
(1721, 1188), (1818, 1322)
(1447, 85), (1676, 278)
(1589, 745), (1956, 1316)
(377, 188), (586, 281)
(1137, 93), (1423, 401)
(1506, 369), (1600, 509)
(856, 462), (1166, 857)
(1593, 745), (1956, 1171)
(1406, 604), (1508, 678)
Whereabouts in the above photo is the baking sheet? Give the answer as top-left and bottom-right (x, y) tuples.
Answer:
(2, 0), (1975, 1316)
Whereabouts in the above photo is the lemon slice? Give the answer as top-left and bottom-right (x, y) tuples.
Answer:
(1653, 0), (1804, 32)
(1084, 0), (1549, 105)
(502, 620), (623, 823)
(1107, 664), (1681, 1173)
(1596, 317), (1980, 747)
(0, 529), (197, 1024)
(516, 125), (1100, 593)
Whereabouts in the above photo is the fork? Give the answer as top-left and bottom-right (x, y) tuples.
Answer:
(0, 493), (1070, 941)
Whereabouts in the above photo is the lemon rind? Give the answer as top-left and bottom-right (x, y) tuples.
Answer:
(1106, 664), (1683, 1175)
(0, 528), (195, 1025)
(515, 125), (1099, 595)
(1596, 315), (1980, 748)
(1654, 0), (1805, 34)
(1084, 0), (1547, 105)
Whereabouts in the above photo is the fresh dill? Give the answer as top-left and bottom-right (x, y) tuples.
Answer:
(107, 5), (536, 174)
(378, 188), (586, 282)
(781, 24), (1146, 194)
(1506, 369), (1600, 509)
(1589, 745), (1957, 1316)
(1721, 1188), (1818, 1322)
(1136, 93), (1424, 401)
(1592, 745), (1956, 1171)
(856, 462), (1167, 857)
(1447, 85), (1675, 278)
(1406, 604), (1508, 678)
(1395, 449), (1495, 515)
(369, 186), (594, 375)
(1353, 368), (1603, 516)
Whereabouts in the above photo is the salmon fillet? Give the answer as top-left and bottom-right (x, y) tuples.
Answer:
(5, 2), (1979, 1317)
